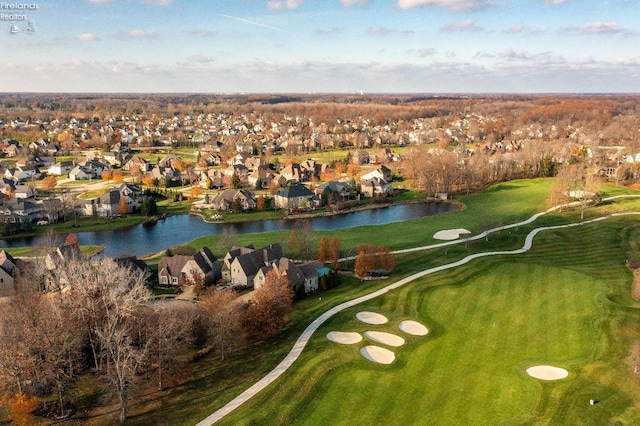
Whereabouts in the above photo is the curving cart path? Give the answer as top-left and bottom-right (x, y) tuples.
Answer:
(196, 196), (640, 426)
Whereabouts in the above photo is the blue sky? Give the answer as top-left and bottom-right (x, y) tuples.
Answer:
(1, 0), (639, 93)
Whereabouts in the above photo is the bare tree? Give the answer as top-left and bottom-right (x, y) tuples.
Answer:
(145, 303), (198, 390)
(199, 289), (242, 360)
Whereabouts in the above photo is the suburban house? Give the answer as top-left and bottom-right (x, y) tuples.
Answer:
(280, 163), (307, 182)
(150, 165), (181, 184)
(0, 198), (47, 226)
(123, 155), (152, 172)
(80, 183), (143, 217)
(69, 165), (93, 181)
(115, 256), (152, 282)
(47, 161), (75, 176)
(4, 165), (41, 182)
(315, 181), (353, 204)
(224, 243), (283, 288)
(158, 246), (220, 286)
(210, 189), (257, 212)
(45, 240), (82, 272)
(254, 258), (324, 294)
(0, 250), (19, 297)
(199, 169), (226, 189)
(374, 148), (403, 163)
(360, 177), (394, 197)
(273, 183), (314, 210)
(360, 164), (392, 182)
(200, 152), (223, 167)
(247, 168), (285, 189)
(350, 150), (370, 165)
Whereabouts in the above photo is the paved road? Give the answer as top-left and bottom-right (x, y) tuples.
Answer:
(196, 196), (640, 426)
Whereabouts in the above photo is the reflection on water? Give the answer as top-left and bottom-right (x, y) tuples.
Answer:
(0, 202), (456, 258)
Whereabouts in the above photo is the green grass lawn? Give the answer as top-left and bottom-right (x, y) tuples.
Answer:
(21, 178), (640, 425)
(214, 216), (640, 425)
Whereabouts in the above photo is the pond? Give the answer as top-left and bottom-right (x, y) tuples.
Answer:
(0, 202), (456, 258)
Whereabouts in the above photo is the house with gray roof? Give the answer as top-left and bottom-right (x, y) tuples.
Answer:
(158, 246), (219, 286)
(273, 183), (314, 210)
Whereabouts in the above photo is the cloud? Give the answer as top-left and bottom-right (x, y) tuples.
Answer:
(369, 26), (391, 35)
(315, 27), (341, 36)
(503, 25), (525, 34)
(77, 33), (99, 41)
(87, 0), (112, 3)
(190, 29), (214, 37)
(368, 26), (413, 35)
(441, 19), (484, 32)
(144, 0), (173, 5)
(267, 0), (305, 9)
(416, 48), (436, 57)
(189, 55), (215, 63)
(397, 0), (495, 12)
(340, 0), (371, 7)
(536, 0), (571, 5)
(117, 29), (155, 39)
(561, 21), (632, 35)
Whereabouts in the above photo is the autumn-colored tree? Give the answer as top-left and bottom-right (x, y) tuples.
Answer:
(257, 194), (265, 210)
(1, 392), (39, 426)
(317, 236), (329, 262)
(142, 174), (154, 187)
(101, 170), (112, 182)
(42, 175), (57, 191)
(64, 233), (79, 246)
(118, 196), (130, 215)
(112, 170), (124, 183)
(346, 164), (360, 177)
(330, 236), (341, 269)
(190, 185), (202, 200)
(242, 269), (294, 339)
(287, 229), (298, 256)
(354, 251), (368, 278)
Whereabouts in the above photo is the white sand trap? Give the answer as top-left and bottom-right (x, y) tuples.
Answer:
(364, 331), (405, 347)
(360, 345), (395, 364)
(433, 228), (471, 241)
(398, 320), (429, 336)
(356, 311), (388, 325)
(326, 331), (362, 345)
(526, 365), (569, 381)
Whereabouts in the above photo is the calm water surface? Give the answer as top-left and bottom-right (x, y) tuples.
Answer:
(0, 202), (456, 258)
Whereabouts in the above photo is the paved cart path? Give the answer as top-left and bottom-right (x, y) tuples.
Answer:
(196, 196), (640, 426)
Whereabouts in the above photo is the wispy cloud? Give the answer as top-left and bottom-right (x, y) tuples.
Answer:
(315, 27), (342, 36)
(144, 0), (173, 5)
(117, 29), (155, 39)
(560, 21), (633, 35)
(87, 0), (112, 4)
(267, 0), (306, 9)
(503, 25), (525, 34)
(216, 14), (286, 32)
(368, 26), (414, 35)
(536, 0), (571, 5)
(189, 55), (215, 63)
(190, 29), (215, 37)
(397, 0), (496, 12)
(340, 0), (371, 7)
(416, 48), (436, 57)
(77, 33), (99, 41)
(441, 19), (484, 32)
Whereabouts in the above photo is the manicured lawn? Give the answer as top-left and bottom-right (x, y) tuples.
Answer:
(215, 216), (640, 425)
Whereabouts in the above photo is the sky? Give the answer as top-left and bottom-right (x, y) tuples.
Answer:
(1, 0), (639, 93)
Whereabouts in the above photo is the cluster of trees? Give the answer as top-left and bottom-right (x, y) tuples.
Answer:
(354, 244), (395, 278)
(0, 256), (295, 423)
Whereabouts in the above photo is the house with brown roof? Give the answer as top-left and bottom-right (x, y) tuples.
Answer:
(0, 250), (18, 296)
(158, 246), (219, 286)
(226, 243), (283, 288)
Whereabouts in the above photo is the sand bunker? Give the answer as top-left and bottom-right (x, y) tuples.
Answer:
(433, 228), (471, 241)
(326, 331), (362, 345)
(364, 331), (405, 347)
(356, 311), (388, 325)
(526, 365), (569, 381)
(360, 345), (395, 364)
(398, 320), (429, 336)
